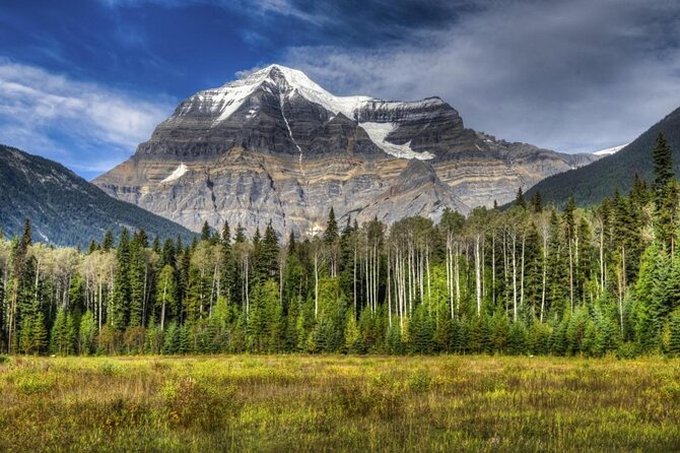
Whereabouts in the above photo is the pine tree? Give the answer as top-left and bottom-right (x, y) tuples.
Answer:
(162, 322), (180, 354)
(668, 308), (680, 356)
(31, 312), (48, 355)
(343, 312), (363, 353)
(102, 229), (114, 251)
(109, 228), (131, 330)
(156, 264), (176, 331)
(508, 321), (527, 355)
(79, 310), (97, 355)
(515, 187), (526, 209)
(409, 304), (434, 354)
(489, 310), (510, 353)
(530, 191), (543, 213)
(51, 308), (70, 355)
(127, 236), (146, 328)
(19, 318), (32, 354)
(201, 221), (212, 242)
(652, 133), (676, 249)
(323, 208), (340, 277)
(323, 207), (339, 244)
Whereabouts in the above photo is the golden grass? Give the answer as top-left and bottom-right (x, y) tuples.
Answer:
(0, 355), (678, 452)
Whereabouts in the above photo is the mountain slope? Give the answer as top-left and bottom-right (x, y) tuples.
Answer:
(94, 64), (598, 235)
(525, 107), (680, 206)
(0, 145), (195, 247)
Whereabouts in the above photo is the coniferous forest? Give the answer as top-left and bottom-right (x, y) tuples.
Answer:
(2, 134), (680, 358)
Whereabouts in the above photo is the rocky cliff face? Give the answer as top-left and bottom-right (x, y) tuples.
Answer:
(94, 65), (597, 235)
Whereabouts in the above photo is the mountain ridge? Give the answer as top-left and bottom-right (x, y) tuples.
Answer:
(525, 106), (680, 207)
(0, 144), (195, 247)
(94, 64), (598, 235)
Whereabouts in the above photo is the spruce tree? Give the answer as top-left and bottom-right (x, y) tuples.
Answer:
(652, 133), (676, 249)
(127, 236), (146, 328)
(110, 228), (131, 330)
(323, 207), (339, 244)
(530, 191), (543, 213)
(668, 308), (680, 356)
(102, 229), (114, 251)
(79, 311), (97, 355)
(201, 221), (212, 242)
(31, 312), (48, 355)
(515, 187), (526, 209)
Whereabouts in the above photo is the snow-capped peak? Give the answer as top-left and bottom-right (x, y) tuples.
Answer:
(175, 64), (375, 125)
(593, 143), (628, 156)
(224, 64), (375, 120)
(175, 64), (444, 161)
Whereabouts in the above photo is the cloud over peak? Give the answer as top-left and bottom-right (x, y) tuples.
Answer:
(0, 60), (173, 178)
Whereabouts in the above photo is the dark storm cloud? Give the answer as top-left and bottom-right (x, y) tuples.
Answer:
(283, 0), (680, 152)
(3, 0), (680, 180)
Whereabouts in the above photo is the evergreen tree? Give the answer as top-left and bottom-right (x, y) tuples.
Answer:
(201, 221), (212, 242)
(102, 229), (114, 251)
(652, 133), (676, 249)
(31, 312), (48, 355)
(51, 308), (71, 355)
(515, 187), (526, 209)
(79, 311), (97, 355)
(156, 264), (177, 330)
(530, 191), (543, 213)
(668, 308), (680, 356)
(109, 228), (131, 330)
(343, 312), (363, 353)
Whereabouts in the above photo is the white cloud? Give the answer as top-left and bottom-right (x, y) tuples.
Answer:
(0, 60), (173, 177)
(283, 0), (680, 153)
(99, 0), (324, 23)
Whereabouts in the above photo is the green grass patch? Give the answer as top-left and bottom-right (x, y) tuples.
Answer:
(0, 355), (677, 451)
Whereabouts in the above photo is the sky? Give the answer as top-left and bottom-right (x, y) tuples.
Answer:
(1, 0), (679, 179)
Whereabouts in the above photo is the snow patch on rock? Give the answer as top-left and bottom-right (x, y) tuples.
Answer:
(161, 163), (188, 184)
(360, 122), (435, 160)
(593, 143), (628, 156)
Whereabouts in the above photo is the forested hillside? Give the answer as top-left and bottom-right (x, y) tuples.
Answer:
(525, 106), (680, 207)
(2, 134), (680, 357)
(0, 145), (195, 247)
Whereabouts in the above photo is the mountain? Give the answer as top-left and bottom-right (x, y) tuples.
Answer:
(94, 64), (597, 235)
(525, 106), (680, 207)
(0, 144), (195, 247)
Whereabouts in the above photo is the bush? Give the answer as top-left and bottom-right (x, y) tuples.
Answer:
(333, 375), (405, 419)
(407, 369), (433, 394)
(616, 342), (639, 359)
(16, 375), (54, 394)
(161, 377), (237, 430)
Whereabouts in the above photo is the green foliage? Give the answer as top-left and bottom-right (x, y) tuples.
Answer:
(51, 308), (76, 355)
(79, 311), (97, 355)
(2, 355), (678, 451)
(667, 308), (680, 356)
(0, 145), (196, 249)
(3, 135), (680, 358)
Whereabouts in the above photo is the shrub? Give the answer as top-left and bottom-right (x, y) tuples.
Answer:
(161, 377), (237, 430)
(407, 369), (433, 394)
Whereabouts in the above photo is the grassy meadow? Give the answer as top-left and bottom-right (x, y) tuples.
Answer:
(0, 354), (678, 452)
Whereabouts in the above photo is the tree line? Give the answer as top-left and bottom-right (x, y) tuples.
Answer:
(1, 134), (680, 357)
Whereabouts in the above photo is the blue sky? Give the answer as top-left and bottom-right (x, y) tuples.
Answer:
(1, 0), (680, 179)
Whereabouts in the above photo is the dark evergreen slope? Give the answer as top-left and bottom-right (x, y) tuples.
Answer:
(525, 106), (680, 206)
(0, 144), (195, 247)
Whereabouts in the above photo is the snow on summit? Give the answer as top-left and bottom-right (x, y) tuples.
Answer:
(174, 64), (443, 160)
(206, 64), (374, 122)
